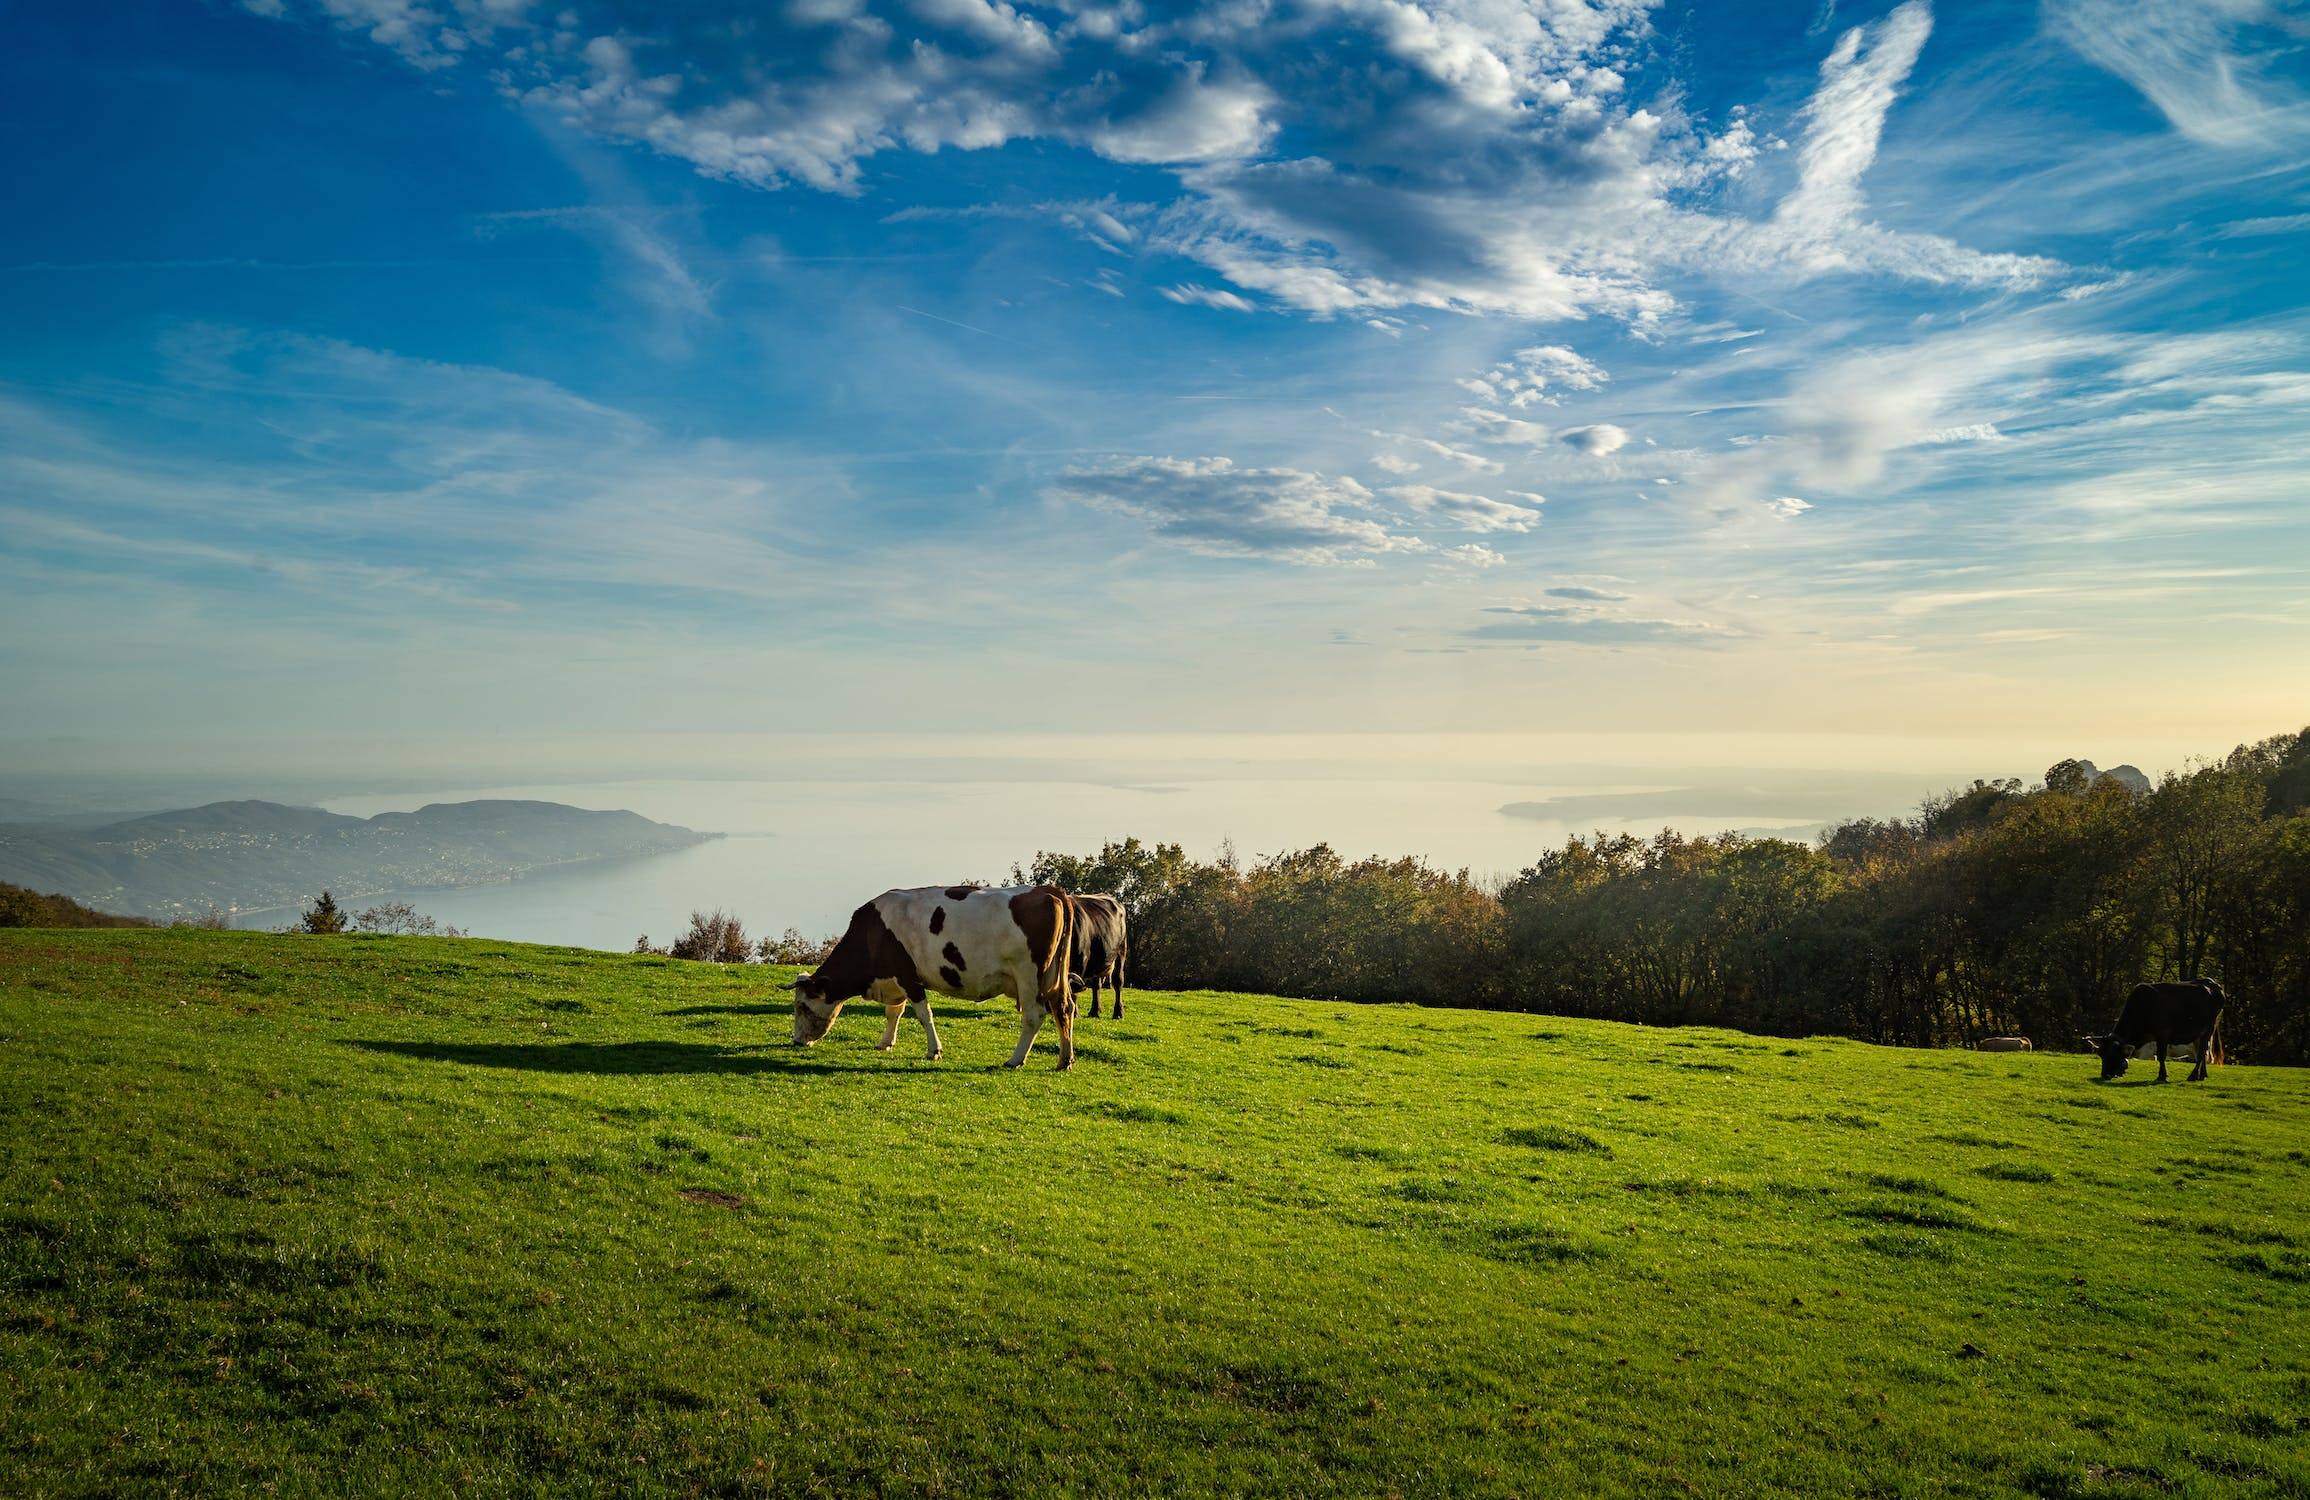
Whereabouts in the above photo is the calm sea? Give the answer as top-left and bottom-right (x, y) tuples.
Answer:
(247, 766), (1946, 951)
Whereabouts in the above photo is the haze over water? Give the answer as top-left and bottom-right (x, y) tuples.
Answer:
(238, 729), (2209, 950)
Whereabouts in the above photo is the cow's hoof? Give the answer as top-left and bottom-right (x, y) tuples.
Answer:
(925, 1051), (942, 1062)
(1002, 1059), (1023, 1070)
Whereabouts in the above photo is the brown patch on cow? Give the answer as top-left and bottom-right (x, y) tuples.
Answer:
(945, 885), (977, 901)
(929, 907), (945, 934)
(807, 901), (924, 1005)
(942, 941), (967, 971)
(1008, 885), (1072, 1006)
(938, 965), (962, 990)
(678, 1189), (742, 1210)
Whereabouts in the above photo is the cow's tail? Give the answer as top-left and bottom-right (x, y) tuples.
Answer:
(1040, 888), (1075, 1011)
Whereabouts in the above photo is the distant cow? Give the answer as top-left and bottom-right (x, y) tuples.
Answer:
(1068, 894), (1129, 1019)
(791, 884), (1077, 1069)
(2084, 979), (2226, 1082)
(1977, 1036), (2033, 1052)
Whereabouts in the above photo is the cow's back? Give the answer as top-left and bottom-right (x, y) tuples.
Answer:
(2117, 981), (2224, 1041)
(873, 885), (1039, 1002)
(1071, 894), (1126, 969)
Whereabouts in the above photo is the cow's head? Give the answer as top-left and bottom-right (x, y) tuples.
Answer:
(791, 972), (845, 1046)
(2080, 1033), (2129, 1080)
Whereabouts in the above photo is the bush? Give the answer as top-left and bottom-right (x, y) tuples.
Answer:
(757, 928), (836, 965)
(668, 910), (751, 963)
(351, 901), (463, 937)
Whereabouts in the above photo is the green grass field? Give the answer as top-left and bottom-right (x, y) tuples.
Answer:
(3, 930), (2307, 1497)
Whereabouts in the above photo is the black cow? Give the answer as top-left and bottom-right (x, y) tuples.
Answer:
(1067, 893), (1129, 1019)
(2084, 978), (2226, 1082)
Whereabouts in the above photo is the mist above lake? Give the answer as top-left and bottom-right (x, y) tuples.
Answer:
(290, 763), (1958, 951)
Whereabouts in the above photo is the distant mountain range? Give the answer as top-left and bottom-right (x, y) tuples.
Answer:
(0, 800), (716, 920)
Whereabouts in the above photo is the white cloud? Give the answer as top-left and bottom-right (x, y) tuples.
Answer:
(1560, 423), (1630, 456)
(1159, 284), (1257, 312)
(1386, 484), (1544, 534)
(1438, 543), (1506, 568)
(1708, 2), (2063, 288)
(1469, 602), (1741, 645)
(1457, 408), (1554, 446)
(1370, 452), (1420, 475)
(2047, 0), (2310, 149)
(1370, 427), (1503, 473)
(253, 0), (2063, 328)
(1767, 495), (1814, 517)
(1048, 455), (1422, 566)
(1915, 422), (2005, 445)
(1462, 345), (1609, 408)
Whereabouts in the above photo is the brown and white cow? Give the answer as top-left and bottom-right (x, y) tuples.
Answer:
(791, 884), (1077, 1069)
(1977, 1036), (2033, 1052)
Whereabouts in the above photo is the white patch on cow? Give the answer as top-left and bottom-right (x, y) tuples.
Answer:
(871, 885), (1049, 1010)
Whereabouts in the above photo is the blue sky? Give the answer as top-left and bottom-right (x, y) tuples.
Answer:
(2, 0), (2306, 769)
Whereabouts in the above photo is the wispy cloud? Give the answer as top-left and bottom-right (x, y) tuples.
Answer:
(2047, 0), (2310, 149)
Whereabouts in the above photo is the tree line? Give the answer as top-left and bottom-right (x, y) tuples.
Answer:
(1016, 726), (2310, 1063)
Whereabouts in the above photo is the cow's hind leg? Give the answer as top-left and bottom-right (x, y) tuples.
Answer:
(2189, 1029), (2212, 1082)
(1087, 976), (1102, 1020)
(1112, 958), (1125, 1020)
(1003, 966), (1046, 1068)
(1049, 984), (1076, 1071)
(2156, 1040), (2169, 1083)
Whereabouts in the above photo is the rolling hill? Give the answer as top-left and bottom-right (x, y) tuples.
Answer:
(4, 931), (2306, 1495)
(0, 800), (714, 921)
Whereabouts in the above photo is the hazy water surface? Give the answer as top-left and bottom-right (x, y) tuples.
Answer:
(280, 767), (1935, 950)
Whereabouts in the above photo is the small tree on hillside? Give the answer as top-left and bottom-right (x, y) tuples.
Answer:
(296, 891), (349, 935)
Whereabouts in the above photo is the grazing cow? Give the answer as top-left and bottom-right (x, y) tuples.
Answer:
(2083, 978), (2226, 1082)
(791, 884), (1077, 1069)
(1977, 1036), (2033, 1052)
(1068, 893), (1129, 1019)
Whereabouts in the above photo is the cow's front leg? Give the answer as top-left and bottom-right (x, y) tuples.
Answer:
(913, 997), (942, 1061)
(2155, 1041), (2169, 1083)
(877, 1002), (905, 1051)
(1087, 979), (1101, 1019)
(2189, 1032), (2211, 1082)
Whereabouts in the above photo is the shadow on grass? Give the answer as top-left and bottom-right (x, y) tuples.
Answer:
(345, 1038), (950, 1078)
(661, 1000), (1014, 1019)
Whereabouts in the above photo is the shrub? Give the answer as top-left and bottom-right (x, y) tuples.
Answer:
(757, 928), (836, 965)
(668, 910), (751, 963)
(351, 901), (463, 937)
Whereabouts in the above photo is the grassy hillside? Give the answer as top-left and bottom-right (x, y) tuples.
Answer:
(0, 882), (152, 929)
(3, 932), (2306, 1498)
